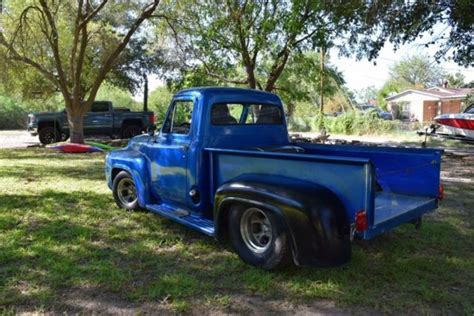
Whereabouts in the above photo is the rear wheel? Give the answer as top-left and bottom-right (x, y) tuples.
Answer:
(113, 171), (140, 210)
(121, 125), (142, 139)
(228, 204), (290, 269)
(38, 127), (61, 145)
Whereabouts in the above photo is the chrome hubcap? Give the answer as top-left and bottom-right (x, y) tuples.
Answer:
(117, 178), (137, 206)
(240, 207), (273, 253)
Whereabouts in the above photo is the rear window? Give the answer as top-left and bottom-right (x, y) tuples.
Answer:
(211, 103), (283, 125)
(90, 102), (110, 112)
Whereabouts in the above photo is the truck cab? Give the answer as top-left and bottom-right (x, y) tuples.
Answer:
(106, 87), (443, 269)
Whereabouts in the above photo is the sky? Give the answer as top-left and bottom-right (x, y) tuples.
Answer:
(330, 42), (474, 92)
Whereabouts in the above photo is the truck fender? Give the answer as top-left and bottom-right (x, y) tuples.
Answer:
(214, 176), (351, 267)
(108, 153), (153, 207)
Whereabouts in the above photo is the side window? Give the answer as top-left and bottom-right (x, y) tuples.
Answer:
(162, 100), (194, 134)
(90, 102), (109, 112)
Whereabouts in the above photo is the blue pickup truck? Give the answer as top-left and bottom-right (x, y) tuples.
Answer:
(105, 87), (443, 269)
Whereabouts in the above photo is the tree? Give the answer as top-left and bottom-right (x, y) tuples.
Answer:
(389, 55), (446, 88)
(0, 0), (160, 143)
(159, 0), (361, 93)
(446, 72), (466, 88)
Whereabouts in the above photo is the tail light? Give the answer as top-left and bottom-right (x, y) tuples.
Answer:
(438, 184), (444, 200)
(149, 113), (155, 125)
(355, 210), (368, 232)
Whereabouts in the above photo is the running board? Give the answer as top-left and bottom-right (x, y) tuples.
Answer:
(145, 204), (215, 236)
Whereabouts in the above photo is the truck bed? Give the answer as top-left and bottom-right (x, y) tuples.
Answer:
(206, 144), (441, 240)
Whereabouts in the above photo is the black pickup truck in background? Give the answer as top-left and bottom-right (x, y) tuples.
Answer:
(27, 101), (154, 144)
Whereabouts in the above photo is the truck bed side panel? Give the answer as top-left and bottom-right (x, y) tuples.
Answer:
(206, 148), (374, 223)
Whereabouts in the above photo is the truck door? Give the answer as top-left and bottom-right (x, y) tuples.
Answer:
(148, 98), (194, 206)
(84, 101), (113, 135)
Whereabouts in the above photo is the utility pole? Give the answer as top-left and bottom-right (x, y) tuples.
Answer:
(143, 73), (148, 112)
(319, 46), (325, 115)
(319, 46), (326, 136)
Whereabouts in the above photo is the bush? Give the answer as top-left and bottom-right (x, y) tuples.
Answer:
(0, 96), (28, 129)
(289, 111), (403, 135)
(287, 116), (311, 132)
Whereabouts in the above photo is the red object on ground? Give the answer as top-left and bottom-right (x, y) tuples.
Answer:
(50, 143), (102, 153)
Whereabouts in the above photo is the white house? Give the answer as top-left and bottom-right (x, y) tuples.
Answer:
(385, 87), (471, 122)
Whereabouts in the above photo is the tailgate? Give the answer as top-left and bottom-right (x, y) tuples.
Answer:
(362, 192), (437, 239)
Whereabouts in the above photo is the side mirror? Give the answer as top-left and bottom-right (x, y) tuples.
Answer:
(147, 124), (156, 136)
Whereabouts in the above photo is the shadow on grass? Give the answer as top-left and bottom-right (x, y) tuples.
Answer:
(0, 161), (106, 181)
(0, 190), (473, 314)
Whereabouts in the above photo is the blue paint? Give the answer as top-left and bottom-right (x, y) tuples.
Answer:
(105, 87), (442, 243)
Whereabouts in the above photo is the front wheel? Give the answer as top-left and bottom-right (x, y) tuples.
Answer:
(112, 171), (140, 211)
(228, 204), (290, 269)
(38, 127), (61, 145)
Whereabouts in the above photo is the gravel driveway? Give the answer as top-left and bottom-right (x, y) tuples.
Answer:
(0, 130), (40, 148)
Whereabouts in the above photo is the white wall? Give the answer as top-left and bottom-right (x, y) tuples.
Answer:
(388, 92), (439, 121)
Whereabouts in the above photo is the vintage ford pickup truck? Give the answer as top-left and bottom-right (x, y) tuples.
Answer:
(105, 87), (443, 269)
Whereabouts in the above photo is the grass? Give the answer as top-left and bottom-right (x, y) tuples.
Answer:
(0, 148), (473, 313)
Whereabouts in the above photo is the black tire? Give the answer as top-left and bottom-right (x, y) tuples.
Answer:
(228, 204), (290, 269)
(121, 125), (142, 139)
(112, 171), (140, 211)
(38, 127), (61, 145)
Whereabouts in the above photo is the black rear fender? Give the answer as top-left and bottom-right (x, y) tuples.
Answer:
(214, 176), (351, 267)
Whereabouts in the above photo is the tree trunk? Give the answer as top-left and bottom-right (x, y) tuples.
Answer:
(68, 112), (85, 144)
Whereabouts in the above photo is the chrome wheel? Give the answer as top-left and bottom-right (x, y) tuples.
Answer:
(240, 207), (273, 254)
(117, 178), (137, 206)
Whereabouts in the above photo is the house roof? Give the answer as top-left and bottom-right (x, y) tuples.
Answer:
(386, 87), (472, 101)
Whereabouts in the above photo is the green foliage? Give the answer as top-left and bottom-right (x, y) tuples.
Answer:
(95, 84), (140, 110)
(325, 112), (402, 135)
(389, 55), (446, 88)
(148, 86), (173, 123)
(446, 72), (466, 88)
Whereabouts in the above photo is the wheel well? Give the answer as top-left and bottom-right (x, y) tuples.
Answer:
(38, 121), (61, 131)
(111, 168), (125, 183)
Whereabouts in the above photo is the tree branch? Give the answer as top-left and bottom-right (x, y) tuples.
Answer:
(87, 0), (160, 104)
(0, 32), (58, 85)
(38, 0), (69, 96)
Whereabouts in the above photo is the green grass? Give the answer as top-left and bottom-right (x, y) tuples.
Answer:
(0, 148), (473, 313)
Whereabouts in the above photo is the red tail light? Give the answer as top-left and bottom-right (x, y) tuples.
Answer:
(149, 113), (155, 125)
(439, 184), (444, 200)
(355, 210), (368, 232)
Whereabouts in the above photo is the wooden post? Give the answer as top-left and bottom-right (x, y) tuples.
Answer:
(143, 73), (148, 112)
(320, 46), (325, 115)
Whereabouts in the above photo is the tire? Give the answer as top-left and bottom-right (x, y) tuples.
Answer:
(38, 127), (61, 145)
(121, 125), (142, 139)
(61, 133), (69, 141)
(112, 171), (140, 211)
(228, 204), (290, 269)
